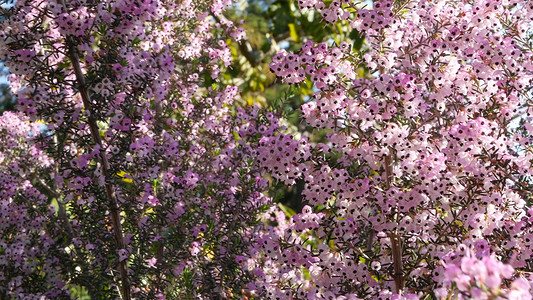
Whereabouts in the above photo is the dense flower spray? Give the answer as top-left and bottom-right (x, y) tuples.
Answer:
(0, 0), (268, 298)
(254, 0), (533, 298)
(2, 0), (533, 299)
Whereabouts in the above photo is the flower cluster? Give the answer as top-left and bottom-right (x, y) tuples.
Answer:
(262, 0), (533, 298)
(270, 41), (355, 86)
(2, 0), (533, 298)
(0, 0), (269, 298)
(437, 250), (531, 299)
(0, 113), (67, 298)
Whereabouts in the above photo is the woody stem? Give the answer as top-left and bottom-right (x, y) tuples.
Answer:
(59, 1), (131, 298)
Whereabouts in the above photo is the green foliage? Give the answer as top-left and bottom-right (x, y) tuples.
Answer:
(222, 0), (365, 110)
(0, 83), (14, 113)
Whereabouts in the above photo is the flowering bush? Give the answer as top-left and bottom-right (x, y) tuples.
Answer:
(254, 0), (533, 299)
(1, 0), (533, 299)
(0, 0), (267, 298)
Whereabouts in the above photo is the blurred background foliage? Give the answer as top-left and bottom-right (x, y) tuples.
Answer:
(0, 62), (14, 112)
(221, 0), (366, 123)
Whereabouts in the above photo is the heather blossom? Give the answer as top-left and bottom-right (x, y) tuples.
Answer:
(1, 0), (533, 299)
(0, 0), (269, 298)
(255, 0), (533, 298)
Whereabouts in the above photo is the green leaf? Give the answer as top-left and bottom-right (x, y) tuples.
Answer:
(288, 23), (299, 42)
(278, 203), (296, 217)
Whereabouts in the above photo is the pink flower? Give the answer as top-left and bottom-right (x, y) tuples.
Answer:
(118, 249), (129, 262)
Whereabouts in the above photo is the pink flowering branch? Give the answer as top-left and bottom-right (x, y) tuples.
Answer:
(65, 37), (131, 300)
(58, 1), (130, 298)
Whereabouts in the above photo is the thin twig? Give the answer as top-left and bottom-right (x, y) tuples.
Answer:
(32, 175), (75, 239)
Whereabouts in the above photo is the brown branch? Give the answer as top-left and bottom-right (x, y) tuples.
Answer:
(384, 151), (404, 294)
(59, 1), (130, 299)
(389, 231), (404, 293)
(384, 152), (394, 187)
